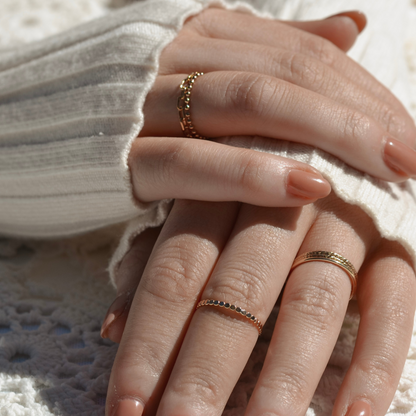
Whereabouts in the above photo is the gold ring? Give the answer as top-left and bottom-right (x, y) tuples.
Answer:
(196, 299), (263, 335)
(291, 251), (357, 299)
(177, 72), (206, 140)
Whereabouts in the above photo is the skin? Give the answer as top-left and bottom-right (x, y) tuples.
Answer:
(102, 9), (416, 416)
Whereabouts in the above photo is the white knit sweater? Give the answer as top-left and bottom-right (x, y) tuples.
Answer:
(1, 1), (416, 415)
(1, 0), (416, 283)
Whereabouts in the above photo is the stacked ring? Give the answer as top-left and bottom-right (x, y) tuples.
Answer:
(196, 299), (263, 335)
(177, 72), (206, 140)
(291, 251), (358, 299)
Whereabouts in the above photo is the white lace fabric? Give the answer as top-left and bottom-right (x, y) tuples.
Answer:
(2, 1), (416, 415)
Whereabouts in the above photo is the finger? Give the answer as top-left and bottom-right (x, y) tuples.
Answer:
(179, 8), (407, 119)
(245, 197), (377, 416)
(286, 12), (366, 51)
(161, 37), (415, 144)
(101, 226), (162, 344)
(105, 200), (239, 416)
(129, 136), (331, 205)
(155, 203), (315, 416)
(332, 241), (416, 416)
(141, 73), (416, 181)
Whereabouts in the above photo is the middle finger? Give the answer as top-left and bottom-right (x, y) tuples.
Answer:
(155, 203), (316, 416)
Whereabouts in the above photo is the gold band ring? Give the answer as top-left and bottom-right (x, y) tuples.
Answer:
(177, 72), (206, 140)
(291, 251), (357, 300)
(196, 299), (263, 335)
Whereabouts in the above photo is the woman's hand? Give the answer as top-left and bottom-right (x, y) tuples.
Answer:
(128, 8), (416, 210)
(103, 192), (416, 416)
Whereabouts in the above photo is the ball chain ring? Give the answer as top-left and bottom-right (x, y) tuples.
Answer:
(291, 251), (358, 300)
(177, 72), (206, 140)
(196, 299), (263, 335)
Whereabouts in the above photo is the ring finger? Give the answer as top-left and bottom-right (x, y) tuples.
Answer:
(140, 73), (416, 182)
(245, 196), (378, 416)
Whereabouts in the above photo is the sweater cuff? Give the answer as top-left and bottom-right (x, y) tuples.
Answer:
(0, 0), (207, 238)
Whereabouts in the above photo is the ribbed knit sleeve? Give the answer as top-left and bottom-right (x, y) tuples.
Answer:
(0, 0), (207, 237)
(1, 0), (416, 285)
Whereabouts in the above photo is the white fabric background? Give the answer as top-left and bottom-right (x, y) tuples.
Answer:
(1, 1), (416, 415)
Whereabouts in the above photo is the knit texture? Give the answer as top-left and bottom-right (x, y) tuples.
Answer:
(2, 0), (416, 415)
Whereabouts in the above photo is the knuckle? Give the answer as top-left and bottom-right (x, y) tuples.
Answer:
(169, 365), (221, 403)
(210, 260), (271, 316)
(378, 104), (409, 137)
(185, 7), (222, 35)
(356, 354), (397, 388)
(225, 73), (278, 119)
(261, 365), (310, 406)
(284, 272), (343, 331)
(234, 150), (266, 194)
(118, 336), (166, 377)
(341, 110), (370, 148)
(142, 242), (204, 304)
(305, 36), (338, 67)
(284, 52), (328, 92)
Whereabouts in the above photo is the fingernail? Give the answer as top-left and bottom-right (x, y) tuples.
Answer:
(346, 401), (372, 416)
(327, 11), (367, 33)
(101, 292), (130, 339)
(287, 170), (331, 199)
(112, 399), (144, 416)
(383, 138), (416, 177)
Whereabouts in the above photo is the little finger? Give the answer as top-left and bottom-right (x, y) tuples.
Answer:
(332, 241), (416, 416)
(101, 226), (162, 344)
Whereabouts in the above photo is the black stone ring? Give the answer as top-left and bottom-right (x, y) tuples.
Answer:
(196, 299), (263, 335)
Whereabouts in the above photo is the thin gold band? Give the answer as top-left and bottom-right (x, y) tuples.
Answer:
(196, 299), (263, 335)
(177, 72), (206, 140)
(291, 251), (357, 300)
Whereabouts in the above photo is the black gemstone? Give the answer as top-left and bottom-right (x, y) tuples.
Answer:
(219, 302), (224, 307)
(246, 313), (251, 318)
(214, 300), (219, 305)
(230, 305), (236, 310)
(209, 300), (214, 304)
(224, 303), (230, 308)
(241, 310), (246, 316)
(251, 316), (255, 321)
(236, 307), (241, 313)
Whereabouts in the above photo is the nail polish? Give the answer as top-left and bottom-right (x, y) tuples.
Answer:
(346, 401), (372, 416)
(383, 138), (416, 178)
(286, 170), (331, 199)
(101, 292), (130, 339)
(112, 399), (144, 416)
(327, 11), (367, 33)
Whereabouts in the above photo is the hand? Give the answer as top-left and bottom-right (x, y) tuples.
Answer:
(128, 8), (416, 210)
(103, 192), (416, 416)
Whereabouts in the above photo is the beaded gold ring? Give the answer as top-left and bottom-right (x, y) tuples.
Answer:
(177, 72), (206, 140)
(291, 251), (358, 300)
(196, 299), (263, 335)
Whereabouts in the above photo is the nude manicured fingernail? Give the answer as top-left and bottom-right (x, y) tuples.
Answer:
(384, 138), (416, 177)
(286, 170), (331, 199)
(101, 292), (129, 339)
(327, 11), (367, 33)
(112, 399), (144, 416)
(346, 401), (372, 416)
